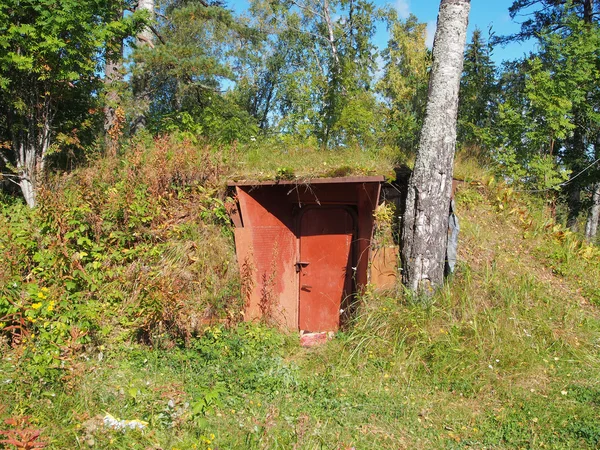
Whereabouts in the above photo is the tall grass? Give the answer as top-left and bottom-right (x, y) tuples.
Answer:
(1, 139), (599, 448)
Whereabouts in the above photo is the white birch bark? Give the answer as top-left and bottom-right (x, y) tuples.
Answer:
(322, 0), (340, 67)
(137, 0), (155, 46)
(585, 182), (600, 242)
(400, 0), (470, 294)
(14, 99), (52, 207)
(131, 0), (155, 134)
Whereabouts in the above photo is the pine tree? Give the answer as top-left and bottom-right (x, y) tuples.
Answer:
(377, 12), (431, 152)
(458, 28), (497, 150)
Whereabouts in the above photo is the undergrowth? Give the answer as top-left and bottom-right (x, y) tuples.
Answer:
(0, 137), (240, 384)
(1, 137), (599, 449)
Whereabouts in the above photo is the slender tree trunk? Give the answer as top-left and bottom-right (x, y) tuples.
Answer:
(13, 93), (52, 208)
(104, 7), (124, 156)
(104, 56), (123, 157)
(400, 0), (470, 295)
(132, 0), (155, 135)
(568, 1), (594, 230)
(585, 182), (600, 242)
(566, 108), (585, 231)
(567, 186), (581, 231)
(138, 0), (155, 45)
(585, 134), (600, 242)
(584, 0), (594, 25)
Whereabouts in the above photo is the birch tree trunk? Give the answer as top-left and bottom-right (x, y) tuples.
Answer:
(137, 0), (155, 45)
(132, 0), (155, 134)
(13, 94), (52, 208)
(104, 7), (124, 157)
(400, 0), (470, 295)
(104, 53), (123, 157)
(585, 182), (600, 242)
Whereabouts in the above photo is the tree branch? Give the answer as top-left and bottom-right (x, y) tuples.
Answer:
(147, 23), (167, 45)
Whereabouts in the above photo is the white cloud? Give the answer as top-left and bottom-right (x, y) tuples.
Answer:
(395, 0), (410, 19)
(425, 20), (437, 48)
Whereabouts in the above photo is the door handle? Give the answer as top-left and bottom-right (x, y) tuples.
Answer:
(295, 261), (310, 272)
(301, 284), (312, 291)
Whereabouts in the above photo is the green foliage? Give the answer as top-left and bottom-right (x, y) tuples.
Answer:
(492, 9), (600, 227)
(0, 136), (243, 385)
(377, 12), (431, 152)
(237, 0), (384, 147)
(1, 159), (600, 448)
(0, 0), (142, 204)
(494, 146), (570, 192)
(135, 1), (260, 144)
(458, 28), (497, 149)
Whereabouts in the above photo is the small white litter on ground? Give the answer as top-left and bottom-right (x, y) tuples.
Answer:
(103, 413), (148, 431)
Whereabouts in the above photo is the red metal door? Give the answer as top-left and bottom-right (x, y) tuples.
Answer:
(298, 207), (354, 332)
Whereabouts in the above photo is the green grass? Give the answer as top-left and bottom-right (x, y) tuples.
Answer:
(1, 143), (600, 449)
(229, 141), (402, 182)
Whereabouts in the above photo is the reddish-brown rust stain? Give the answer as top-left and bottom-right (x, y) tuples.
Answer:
(231, 180), (382, 331)
(298, 207), (354, 332)
(370, 247), (399, 290)
(235, 187), (298, 328)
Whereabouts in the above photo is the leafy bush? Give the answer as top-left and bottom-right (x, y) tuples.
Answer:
(0, 136), (243, 384)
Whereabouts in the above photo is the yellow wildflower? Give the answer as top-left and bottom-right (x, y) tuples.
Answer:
(37, 292), (46, 299)
(47, 301), (55, 312)
(31, 302), (42, 310)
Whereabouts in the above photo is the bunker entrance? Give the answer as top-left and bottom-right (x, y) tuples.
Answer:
(227, 177), (382, 332)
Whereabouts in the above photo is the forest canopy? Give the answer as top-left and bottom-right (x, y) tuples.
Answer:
(0, 0), (598, 240)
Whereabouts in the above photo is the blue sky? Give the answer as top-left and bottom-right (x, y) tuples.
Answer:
(230, 0), (537, 65)
(384, 0), (536, 63)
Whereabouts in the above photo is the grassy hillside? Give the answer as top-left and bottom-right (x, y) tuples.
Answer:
(1, 138), (599, 449)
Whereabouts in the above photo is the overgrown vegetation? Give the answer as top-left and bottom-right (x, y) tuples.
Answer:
(1, 0), (600, 447)
(1, 143), (599, 448)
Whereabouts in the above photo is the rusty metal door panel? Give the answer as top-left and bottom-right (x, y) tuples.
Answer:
(298, 208), (354, 332)
(234, 226), (298, 329)
(370, 246), (399, 290)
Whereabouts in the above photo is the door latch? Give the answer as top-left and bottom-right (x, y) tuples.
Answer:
(295, 261), (310, 272)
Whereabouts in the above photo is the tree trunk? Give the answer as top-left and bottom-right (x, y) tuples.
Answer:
(400, 0), (470, 295)
(585, 182), (600, 242)
(132, 0), (155, 135)
(585, 133), (600, 242)
(104, 8), (124, 156)
(19, 176), (36, 208)
(138, 0), (155, 45)
(566, 185), (581, 231)
(104, 55), (123, 157)
(584, 0), (594, 24)
(13, 97), (51, 208)
(16, 140), (43, 208)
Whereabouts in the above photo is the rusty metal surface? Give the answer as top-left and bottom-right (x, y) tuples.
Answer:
(231, 179), (382, 331)
(355, 182), (380, 289)
(285, 183), (358, 205)
(234, 188), (298, 329)
(226, 198), (243, 228)
(228, 175), (385, 187)
(298, 207), (353, 332)
(370, 246), (399, 290)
